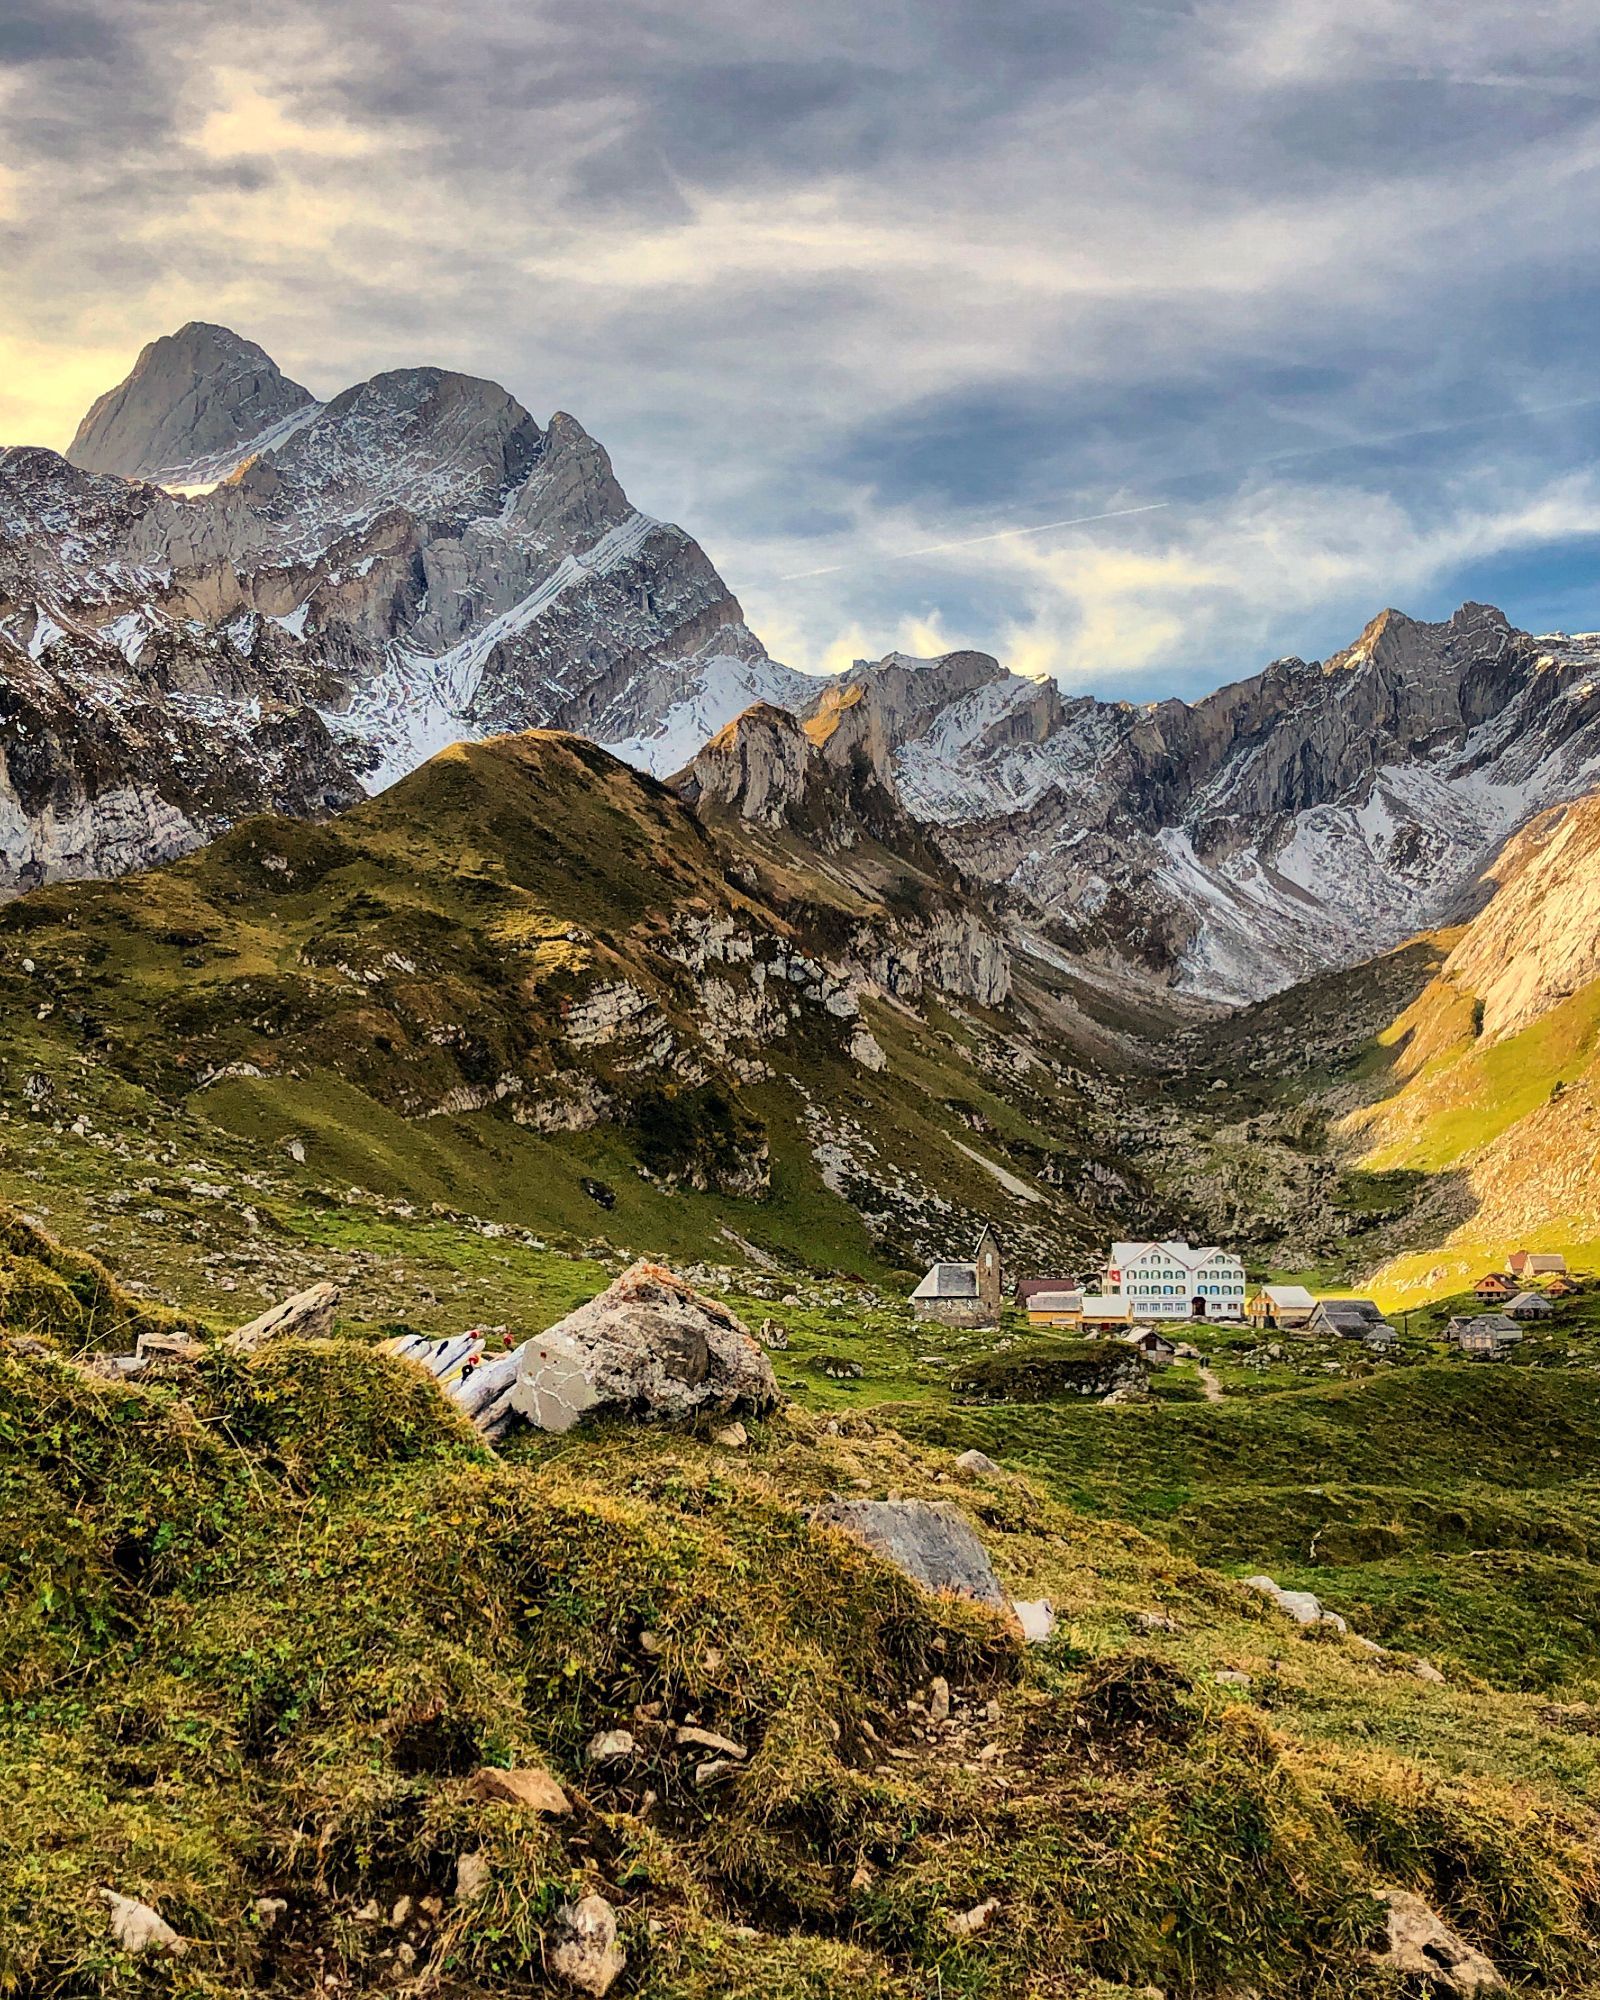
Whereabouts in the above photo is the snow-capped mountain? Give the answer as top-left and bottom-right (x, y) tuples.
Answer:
(0, 324), (809, 887)
(7, 321), (1600, 1007)
(827, 605), (1600, 1001)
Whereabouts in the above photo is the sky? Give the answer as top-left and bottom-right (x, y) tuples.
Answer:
(3, 0), (1600, 701)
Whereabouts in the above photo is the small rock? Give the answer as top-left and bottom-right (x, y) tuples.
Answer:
(946, 1896), (1000, 1937)
(695, 1756), (739, 1786)
(100, 1890), (186, 1956)
(639, 1629), (663, 1655)
(255, 1896), (288, 1929)
(390, 1894), (412, 1927)
(675, 1724), (747, 1759)
(355, 1898), (382, 1922)
(1351, 1634), (1387, 1657)
(587, 1728), (638, 1765)
(454, 1852), (491, 1902)
(1413, 1658), (1447, 1685)
(1013, 1598), (1055, 1644)
(464, 1764), (571, 1813)
(551, 1892), (626, 1996)
(397, 1942), (416, 1969)
(1214, 1669), (1252, 1688)
(134, 1329), (205, 1366)
(1373, 1888), (1506, 1995)
(1134, 1610), (1180, 1635)
(757, 1318), (789, 1350)
(927, 1676), (951, 1723)
(712, 1421), (748, 1449)
(954, 1448), (1000, 1479)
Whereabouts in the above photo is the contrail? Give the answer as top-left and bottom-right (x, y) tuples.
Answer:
(779, 500), (1171, 581)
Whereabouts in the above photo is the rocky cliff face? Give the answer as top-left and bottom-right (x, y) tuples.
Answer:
(0, 326), (809, 891)
(68, 323), (319, 486)
(0, 447), (360, 891)
(842, 608), (1600, 1001)
(14, 323), (1600, 1009)
(677, 698), (1012, 1013)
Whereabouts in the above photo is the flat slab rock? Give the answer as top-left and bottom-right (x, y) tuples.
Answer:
(816, 1498), (1007, 1608)
(510, 1261), (780, 1433)
(228, 1281), (341, 1353)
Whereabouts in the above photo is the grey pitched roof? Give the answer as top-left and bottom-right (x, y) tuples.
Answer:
(910, 1262), (978, 1301)
(1316, 1298), (1382, 1325)
(1457, 1313), (1522, 1338)
(1027, 1290), (1083, 1312)
(1508, 1291), (1553, 1312)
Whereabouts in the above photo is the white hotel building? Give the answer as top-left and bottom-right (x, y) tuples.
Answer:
(1102, 1240), (1247, 1321)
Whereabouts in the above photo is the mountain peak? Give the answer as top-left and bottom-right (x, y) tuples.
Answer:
(67, 322), (317, 486)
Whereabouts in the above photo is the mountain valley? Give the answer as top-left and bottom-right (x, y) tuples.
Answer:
(8, 322), (1600, 2000)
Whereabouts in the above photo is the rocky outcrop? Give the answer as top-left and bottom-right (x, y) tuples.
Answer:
(1372, 1889), (1506, 1996)
(508, 1262), (780, 1433)
(229, 1282), (341, 1353)
(683, 704), (811, 827)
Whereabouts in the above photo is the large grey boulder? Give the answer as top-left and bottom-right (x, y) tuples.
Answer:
(509, 1262), (780, 1434)
(816, 1498), (1007, 1608)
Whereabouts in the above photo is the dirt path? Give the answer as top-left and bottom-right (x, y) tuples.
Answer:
(1197, 1366), (1224, 1403)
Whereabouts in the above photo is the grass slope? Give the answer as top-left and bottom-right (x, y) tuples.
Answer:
(8, 1212), (1600, 1996)
(898, 1365), (1600, 1690)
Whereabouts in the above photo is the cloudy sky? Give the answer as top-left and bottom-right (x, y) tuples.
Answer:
(3, 0), (1599, 698)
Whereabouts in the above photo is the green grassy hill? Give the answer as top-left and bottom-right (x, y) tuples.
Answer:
(898, 1364), (1600, 1690)
(0, 731), (1126, 1286)
(1338, 797), (1600, 1299)
(8, 1209), (1600, 1997)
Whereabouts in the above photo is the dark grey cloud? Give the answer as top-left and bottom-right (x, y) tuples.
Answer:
(0, 5), (111, 63)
